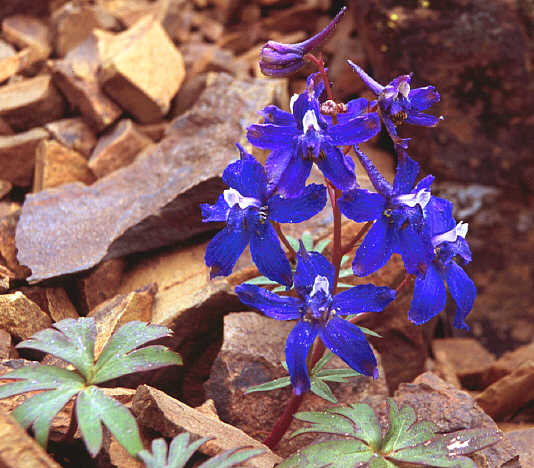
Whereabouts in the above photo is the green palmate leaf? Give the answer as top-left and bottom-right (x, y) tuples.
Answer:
(340, 254), (350, 266)
(301, 231), (314, 251)
(77, 386), (143, 457)
(92, 321), (181, 384)
(137, 433), (264, 468)
(279, 439), (374, 467)
(286, 235), (300, 253)
(245, 376), (291, 394)
(16, 318), (96, 380)
(369, 457), (397, 468)
(244, 275), (279, 285)
(310, 379), (337, 403)
(313, 238), (330, 254)
(338, 267), (353, 278)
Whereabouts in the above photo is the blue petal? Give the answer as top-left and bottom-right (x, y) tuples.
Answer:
(292, 93), (318, 126)
(294, 249), (335, 298)
(276, 150), (313, 198)
(446, 262), (475, 331)
(269, 184), (327, 223)
(247, 123), (298, 150)
(320, 316), (378, 377)
(338, 189), (386, 223)
(327, 113), (381, 146)
(285, 320), (319, 394)
(408, 86), (440, 111)
(250, 222), (292, 286)
(413, 174), (434, 193)
(258, 105), (296, 126)
(205, 227), (249, 278)
(352, 216), (395, 276)
(405, 111), (440, 127)
(332, 284), (395, 315)
(222, 154), (268, 201)
(235, 284), (302, 320)
(201, 193), (229, 222)
(265, 145), (295, 195)
(381, 114), (410, 149)
(393, 148), (419, 194)
(316, 143), (357, 192)
(453, 237), (472, 264)
(425, 197), (455, 237)
(397, 222), (433, 275)
(306, 71), (325, 100)
(324, 98), (371, 127)
(408, 263), (447, 325)
(347, 60), (384, 96)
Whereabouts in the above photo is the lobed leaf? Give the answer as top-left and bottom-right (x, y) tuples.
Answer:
(199, 446), (265, 468)
(336, 282), (353, 289)
(369, 457), (398, 468)
(292, 410), (355, 438)
(329, 404), (382, 449)
(310, 379), (337, 403)
(245, 376), (291, 394)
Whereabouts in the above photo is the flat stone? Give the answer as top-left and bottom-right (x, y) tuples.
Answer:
(0, 2), (49, 22)
(0, 127), (49, 186)
(0, 117), (12, 135)
(475, 361), (534, 421)
(0, 180), (12, 198)
(135, 121), (169, 142)
(2, 15), (51, 62)
(506, 428), (534, 467)
(51, 32), (122, 131)
(16, 73), (281, 282)
(89, 118), (153, 178)
(0, 212), (31, 279)
(394, 372), (520, 467)
(45, 117), (97, 158)
(44, 286), (79, 322)
(0, 75), (64, 132)
(132, 385), (282, 468)
(0, 291), (52, 340)
(99, 15), (185, 123)
(0, 39), (15, 59)
(97, 0), (167, 28)
(33, 139), (95, 191)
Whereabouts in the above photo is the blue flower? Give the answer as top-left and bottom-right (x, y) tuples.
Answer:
(347, 61), (442, 149)
(260, 7), (347, 77)
(338, 147), (434, 276)
(235, 245), (396, 394)
(247, 73), (381, 198)
(202, 145), (327, 287)
(409, 197), (476, 330)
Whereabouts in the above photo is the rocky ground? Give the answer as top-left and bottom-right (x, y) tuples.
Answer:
(0, 0), (532, 467)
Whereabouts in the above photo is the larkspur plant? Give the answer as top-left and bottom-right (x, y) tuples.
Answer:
(202, 4), (483, 461)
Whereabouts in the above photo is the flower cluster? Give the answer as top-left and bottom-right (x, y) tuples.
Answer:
(201, 11), (475, 396)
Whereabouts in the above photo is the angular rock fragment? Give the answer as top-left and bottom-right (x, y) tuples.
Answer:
(132, 385), (281, 468)
(0, 180), (12, 199)
(506, 428), (534, 467)
(0, 127), (48, 186)
(2, 15), (51, 62)
(0, 212), (31, 279)
(45, 287), (78, 322)
(135, 121), (168, 142)
(0, 329), (17, 360)
(0, 75), (64, 132)
(45, 117), (97, 158)
(33, 139), (95, 191)
(16, 73), (282, 282)
(99, 15), (186, 122)
(0, 117), (12, 135)
(0, 291), (52, 340)
(89, 118), (153, 178)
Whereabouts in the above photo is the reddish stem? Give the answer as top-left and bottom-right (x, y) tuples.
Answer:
(273, 221), (297, 259)
(341, 221), (373, 256)
(327, 182), (343, 293)
(263, 392), (304, 449)
(396, 273), (413, 293)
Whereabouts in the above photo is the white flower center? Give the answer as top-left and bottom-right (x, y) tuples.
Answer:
(223, 188), (261, 210)
(290, 94), (299, 114)
(432, 221), (468, 247)
(310, 275), (330, 298)
(398, 80), (410, 99)
(302, 109), (321, 133)
(395, 188), (431, 209)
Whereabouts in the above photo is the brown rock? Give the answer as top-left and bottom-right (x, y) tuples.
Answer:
(132, 385), (282, 468)
(479, 341), (534, 388)
(0, 329), (17, 359)
(0, 408), (61, 468)
(45, 117), (97, 158)
(205, 311), (389, 458)
(506, 428), (534, 467)
(51, 33), (122, 131)
(99, 15), (185, 123)
(352, 0), (534, 190)
(51, 2), (119, 57)
(97, 0), (167, 28)
(0, 264), (15, 293)
(33, 140), (95, 192)
(0, 39), (16, 59)
(135, 121), (169, 142)
(2, 15), (51, 62)
(432, 338), (496, 390)
(0, 117), (12, 135)
(0, 291), (52, 340)
(45, 287), (79, 322)
(0, 75), (64, 132)
(88, 283), (157, 359)
(0, 2), (49, 22)
(181, 42), (245, 80)
(16, 73), (282, 282)
(0, 212), (31, 279)
(89, 119), (153, 178)
(0, 127), (48, 187)
(394, 372), (520, 467)
(75, 258), (126, 315)
(0, 180), (12, 198)
(475, 361), (534, 421)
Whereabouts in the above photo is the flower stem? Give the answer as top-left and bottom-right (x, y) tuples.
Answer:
(396, 273), (413, 293)
(273, 221), (297, 259)
(327, 182), (343, 293)
(341, 221), (373, 256)
(263, 392), (304, 449)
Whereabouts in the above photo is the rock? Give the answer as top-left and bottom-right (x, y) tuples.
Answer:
(2, 15), (51, 62)
(475, 361), (534, 421)
(394, 372), (520, 467)
(33, 139), (95, 191)
(99, 16), (185, 123)
(506, 428), (534, 467)
(0, 75), (64, 132)
(0, 127), (49, 187)
(0, 180), (12, 199)
(0, 212), (31, 279)
(74, 258), (126, 315)
(0, 2), (49, 22)
(0, 291), (52, 340)
(0, 407), (61, 468)
(204, 311), (389, 458)
(89, 119), (153, 178)
(181, 42), (246, 80)
(45, 117), (97, 158)
(132, 385), (282, 468)
(44, 286), (79, 322)
(97, 0), (167, 28)
(0, 329), (17, 360)
(135, 121), (168, 142)
(432, 338), (496, 390)
(51, 32), (122, 131)
(0, 117), (12, 135)
(16, 73), (282, 282)
(352, 0), (534, 191)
